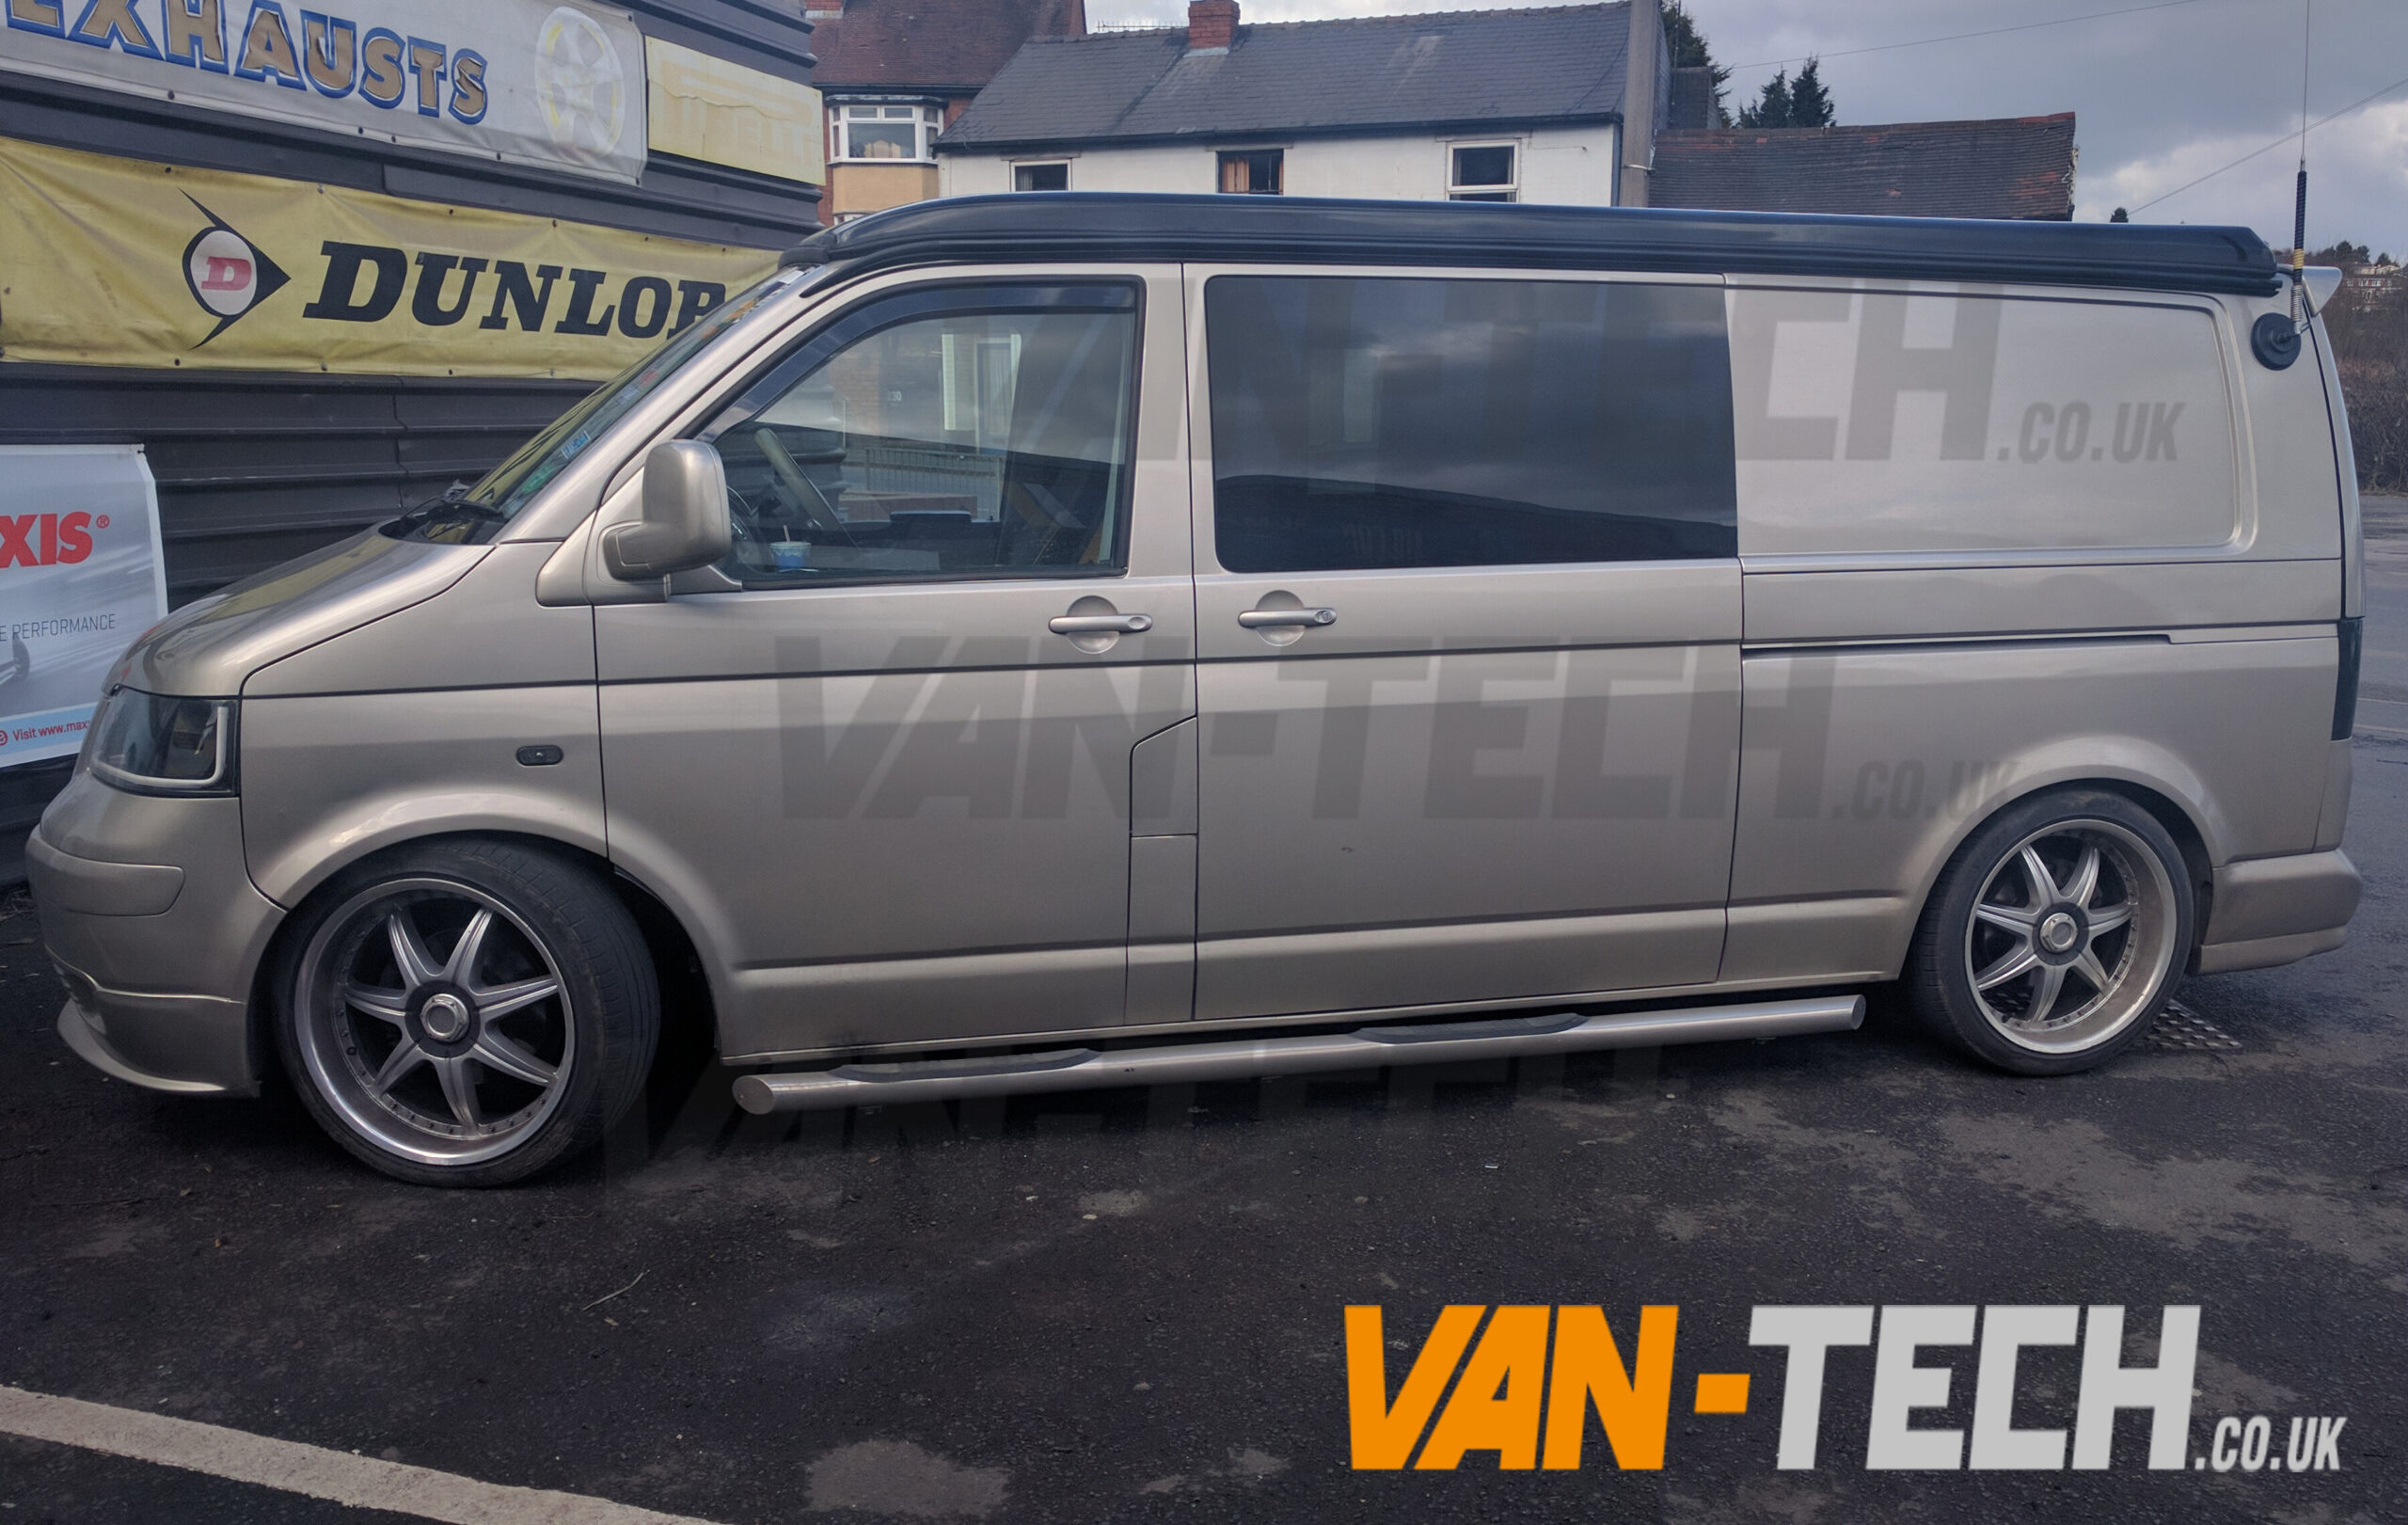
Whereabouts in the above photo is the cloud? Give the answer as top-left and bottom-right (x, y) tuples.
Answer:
(1087, 0), (2408, 253)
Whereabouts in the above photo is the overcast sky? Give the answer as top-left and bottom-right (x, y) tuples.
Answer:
(1088, 0), (2408, 260)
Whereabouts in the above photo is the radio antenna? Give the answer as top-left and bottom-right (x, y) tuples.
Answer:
(2291, 0), (2311, 317)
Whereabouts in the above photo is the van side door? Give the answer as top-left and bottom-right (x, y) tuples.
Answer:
(594, 269), (1195, 1062)
(1186, 269), (1743, 1023)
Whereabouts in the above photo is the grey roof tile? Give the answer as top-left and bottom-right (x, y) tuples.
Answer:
(941, 3), (1634, 150)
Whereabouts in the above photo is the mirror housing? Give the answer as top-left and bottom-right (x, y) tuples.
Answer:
(603, 441), (732, 581)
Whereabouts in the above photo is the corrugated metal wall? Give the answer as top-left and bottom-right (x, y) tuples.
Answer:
(0, 365), (592, 602)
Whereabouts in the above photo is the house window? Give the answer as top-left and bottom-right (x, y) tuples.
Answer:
(832, 103), (943, 163)
(1013, 162), (1069, 192)
(1217, 150), (1283, 195)
(1449, 143), (1517, 201)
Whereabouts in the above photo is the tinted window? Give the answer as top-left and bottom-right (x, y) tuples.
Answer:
(702, 284), (1138, 585)
(1727, 290), (2239, 555)
(1205, 277), (1736, 572)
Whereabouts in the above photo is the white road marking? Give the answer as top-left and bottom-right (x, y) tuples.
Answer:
(0, 1384), (728, 1525)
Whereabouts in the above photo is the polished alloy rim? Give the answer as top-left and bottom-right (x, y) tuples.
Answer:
(294, 878), (575, 1167)
(1962, 819), (2178, 1055)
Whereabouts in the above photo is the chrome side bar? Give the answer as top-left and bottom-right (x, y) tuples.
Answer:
(731, 994), (1864, 1114)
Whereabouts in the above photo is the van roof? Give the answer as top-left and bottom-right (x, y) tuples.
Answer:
(785, 193), (2282, 298)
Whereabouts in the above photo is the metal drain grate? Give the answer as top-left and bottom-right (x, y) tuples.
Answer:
(2147, 999), (2242, 1052)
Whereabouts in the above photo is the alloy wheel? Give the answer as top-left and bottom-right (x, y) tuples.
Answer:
(1961, 819), (2179, 1055)
(293, 878), (576, 1168)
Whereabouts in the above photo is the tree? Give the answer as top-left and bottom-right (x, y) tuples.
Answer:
(2321, 245), (2408, 491)
(2110, 207), (2131, 223)
(1787, 56), (1834, 127)
(1662, 1), (1731, 125)
(1737, 56), (1835, 129)
(1738, 69), (1791, 129)
(2309, 240), (2372, 268)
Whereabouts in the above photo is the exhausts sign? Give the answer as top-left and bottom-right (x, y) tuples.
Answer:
(0, 135), (776, 379)
(1, 0), (649, 184)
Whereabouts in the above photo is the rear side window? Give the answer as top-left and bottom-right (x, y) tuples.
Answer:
(1204, 276), (1737, 572)
(1728, 290), (2239, 555)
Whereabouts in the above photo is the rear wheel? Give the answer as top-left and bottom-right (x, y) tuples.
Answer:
(1908, 790), (2192, 1075)
(275, 840), (657, 1187)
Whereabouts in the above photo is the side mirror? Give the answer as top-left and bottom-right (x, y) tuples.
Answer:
(602, 440), (733, 581)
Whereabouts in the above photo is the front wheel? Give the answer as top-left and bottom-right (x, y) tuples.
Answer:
(1908, 790), (2193, 1075)
(274, 839), (658, 1187)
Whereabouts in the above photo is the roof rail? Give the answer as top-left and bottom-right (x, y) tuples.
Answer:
(776, 193), (2281, 297)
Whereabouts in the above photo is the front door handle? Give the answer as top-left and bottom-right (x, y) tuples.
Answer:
(1236, 607), (1337, 629)
(1049, 612), (1153, 635)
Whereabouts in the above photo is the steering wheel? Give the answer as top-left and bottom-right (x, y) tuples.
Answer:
(753, 428), (849, 535)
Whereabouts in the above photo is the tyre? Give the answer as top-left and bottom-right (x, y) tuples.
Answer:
(273, 839), (658, 1187)
(1907, 789), (2193, 1075)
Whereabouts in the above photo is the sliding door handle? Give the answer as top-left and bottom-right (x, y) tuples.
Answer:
(1237, 607), (1338, 629)
(1049, 612), (1153, 635)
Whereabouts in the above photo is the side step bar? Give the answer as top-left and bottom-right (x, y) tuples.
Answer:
(732, 994), (1864, 1115)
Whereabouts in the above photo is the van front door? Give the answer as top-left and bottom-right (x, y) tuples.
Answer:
(596, 273), (1194, 1061)
(1187, 271), (1742, 1022)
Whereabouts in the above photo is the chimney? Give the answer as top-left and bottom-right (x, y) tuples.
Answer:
(1619, 0), (1660, 207)
(1187, 0), (1238, 53)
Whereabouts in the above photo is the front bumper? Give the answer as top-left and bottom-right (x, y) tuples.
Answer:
(55, 995), (243, 1094)
(27, 772), (283, 1095)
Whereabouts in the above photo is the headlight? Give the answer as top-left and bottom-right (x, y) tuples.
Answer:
(84, 688), (238, 796)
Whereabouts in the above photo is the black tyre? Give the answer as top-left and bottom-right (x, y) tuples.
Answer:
(273, 839), (658, 1187)
(1907, 789), (2193, 1075)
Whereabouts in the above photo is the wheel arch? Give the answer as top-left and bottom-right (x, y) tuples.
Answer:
(247, 829), (719, 1072)
(1902, 771), (2215, 968)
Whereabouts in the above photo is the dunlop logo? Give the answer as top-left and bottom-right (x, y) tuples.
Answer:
(298, 241), (730, 341)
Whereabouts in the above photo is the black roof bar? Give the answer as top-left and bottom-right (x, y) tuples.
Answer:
(781, 193), (2281, 298)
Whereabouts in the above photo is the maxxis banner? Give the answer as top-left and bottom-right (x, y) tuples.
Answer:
(0, 445), (166, 770)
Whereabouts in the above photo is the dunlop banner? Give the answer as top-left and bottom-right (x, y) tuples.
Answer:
(1, 0), (651, 184)
(0, 135), (779, 380)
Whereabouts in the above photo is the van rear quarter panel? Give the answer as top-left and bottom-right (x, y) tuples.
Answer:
(1725, 280), (2342, 982)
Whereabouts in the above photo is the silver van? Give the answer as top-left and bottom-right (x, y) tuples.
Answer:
(28, 196), (2364, 1185)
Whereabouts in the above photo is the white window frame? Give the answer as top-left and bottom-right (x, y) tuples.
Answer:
(830, 103), (944, 165)
(1011, 160), (1072, 193)
(1447, 139), (1520, 202)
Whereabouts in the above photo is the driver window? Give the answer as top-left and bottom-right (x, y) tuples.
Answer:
(702, 283), (1139, 584)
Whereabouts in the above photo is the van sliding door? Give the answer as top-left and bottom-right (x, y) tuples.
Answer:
(1185, 269), (1744, 1023)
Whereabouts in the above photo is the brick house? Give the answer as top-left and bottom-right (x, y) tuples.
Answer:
(806, 0), (1088, 223)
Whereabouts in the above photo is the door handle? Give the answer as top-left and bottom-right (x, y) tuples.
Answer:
(1237, 607), (1338, 629)
(1049, 612), (1153, 635)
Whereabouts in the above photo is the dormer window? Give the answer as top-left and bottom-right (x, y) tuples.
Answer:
(832, 103), (943, 163)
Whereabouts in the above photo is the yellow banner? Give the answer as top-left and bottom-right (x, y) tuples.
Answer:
(646, 37), (824, 185)
(0, 135), (780, 380)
